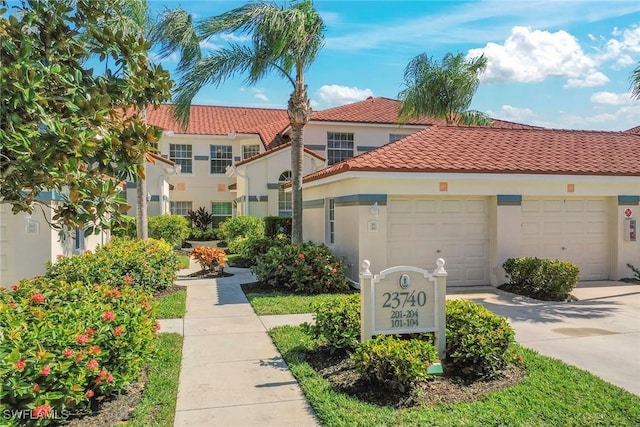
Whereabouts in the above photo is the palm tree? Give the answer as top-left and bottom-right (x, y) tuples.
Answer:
(152, 1), (325, 244)
(398, 52), (491, 126)
(631, 62), (640, 100)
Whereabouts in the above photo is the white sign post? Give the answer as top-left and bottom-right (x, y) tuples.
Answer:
(360, 258), (447, 360)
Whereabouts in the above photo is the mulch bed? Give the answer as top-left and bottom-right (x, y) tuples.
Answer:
(305, 347), (525, 408)
(185, 269), (233, 278)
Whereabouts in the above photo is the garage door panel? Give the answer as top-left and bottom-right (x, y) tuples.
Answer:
(415, 199), (437, 213)
(388, 199), (411, 214)
(565, 220), (585, 235)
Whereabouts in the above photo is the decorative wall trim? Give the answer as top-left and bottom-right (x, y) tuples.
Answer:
(618, 195), (640, 205)
(305, 144), (326, 151)
(267, 183), (280, 190)
(194, 155), (209, 161)
(335, 194), (387, 207)
(303, 199), (325, 208)
(149, 195), (160, 202)
(126, 182), (137, 189)
(356, 145), (378, 152)
(497, 195), (522, 206)
(248, 195), (268, 202)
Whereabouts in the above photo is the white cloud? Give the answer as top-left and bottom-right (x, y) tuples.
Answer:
(254, 93), (269, 102)
(199, 40), (221, 51)
(470, 26), (597, 84)
(316, 85), (374, 107)
(599, 26), (640, 66)
(488, 105), (535, 122)
(218, 33), (251, 42)
(590, 91), (634, 106)
(564, 71), (610, 88)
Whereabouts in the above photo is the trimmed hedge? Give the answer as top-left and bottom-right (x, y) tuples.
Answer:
(502, 257), (580, 301)
(148, 215), (190, 248)
(219, 216), (265, 254)
(306, 294), (360, 352)
(264, 216), (292, 238)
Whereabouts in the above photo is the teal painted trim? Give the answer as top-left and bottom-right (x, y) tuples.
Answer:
(497, 195), (522, 206)
(194, 155), (209, 161)
(149, 195), (160, 202)
(305, 144), (325, 151)
(248, 196), (268, 202)
(618, 195), (640, 205)
(161, 154), (168, 158)
(303, 199), (324, 209)
(126, 182), (137, 189)
(334, 194), (387, 207)
(32, 191), (64, 201)
(356, 145), (377, 152)
(234, 197), (243, 203)
(162, 195), (169, 201)
(267, 183), (280, 190)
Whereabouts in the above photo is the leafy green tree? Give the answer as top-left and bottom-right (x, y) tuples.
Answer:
(631, 62), (640, 100)
(0, 0), (172, 235)
(398, 52), (491, 126)
(152, 0), (325, 244)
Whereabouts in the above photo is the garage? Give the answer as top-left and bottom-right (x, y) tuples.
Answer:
(521, 198), (610, 280)
(0, 204), (8, 286)
(388, 197), (490, 286)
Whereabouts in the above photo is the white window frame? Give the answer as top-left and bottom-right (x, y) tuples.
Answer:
(327, 132), (354, 166)
(169, 144), (192, 174)
(170, 201), (192, 216)
(73, 227), (86, 254)
(211, 201), (233, 228)
(210, 145), (233, 174)
(278, 171), (292, 217)
(242, 144), (260, 160)
(326, 198), (335, 244)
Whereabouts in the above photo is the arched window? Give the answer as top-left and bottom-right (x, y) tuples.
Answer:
(278, 171), (292, 217)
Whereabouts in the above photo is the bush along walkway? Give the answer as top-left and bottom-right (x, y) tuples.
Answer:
(166, 266), (319, 427)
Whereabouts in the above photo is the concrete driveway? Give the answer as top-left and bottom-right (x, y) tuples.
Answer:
(449, 281), (640, 396)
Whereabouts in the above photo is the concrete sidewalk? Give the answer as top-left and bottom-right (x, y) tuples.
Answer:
(162, 266), (319, 427)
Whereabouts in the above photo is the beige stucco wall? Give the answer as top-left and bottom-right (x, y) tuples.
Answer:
(126, 161), (177, 217)
(303, 172), (640, 286)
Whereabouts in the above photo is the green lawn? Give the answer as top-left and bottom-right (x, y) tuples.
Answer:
(270, 325), (640, 427)
(156, 288), (187, 318)
(125, 333), (183, 426)
(177, 255), (190, 270)
(241, 283), (357, 315)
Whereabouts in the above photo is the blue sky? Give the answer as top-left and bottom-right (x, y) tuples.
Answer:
(149, 0), (640, 131)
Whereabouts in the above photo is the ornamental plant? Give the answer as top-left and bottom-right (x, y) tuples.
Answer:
(45, 237), (179, 292)
(219, 215), (265, 254)
(353, 335), (440, 392)
(251, 242), (349, 294)
(190, 246), (227, 273)
(0, 277), (158, 426)
(148, 215), (190, 248)
(238, 233), (290, 267)
(306, 294), (360, 352)
(502, 257), (579, 301)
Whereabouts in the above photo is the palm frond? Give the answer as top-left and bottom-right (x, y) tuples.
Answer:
(151, 7), (201, 72)
(631, 62), (640, 100)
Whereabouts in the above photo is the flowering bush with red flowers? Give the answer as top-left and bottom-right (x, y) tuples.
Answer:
(190, 246), (227, 273)
(251, 242), (349, 294)
(45, 237), (179, 292)
(0, 277), (158, 426)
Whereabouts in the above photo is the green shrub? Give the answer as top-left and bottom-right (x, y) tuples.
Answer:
(445, 299), (515, 380)
(185, 227), (220, 241)
(110, 215), (136, 238)
(627, 263), (640, 281)
(148, 215), (190, 248)
(219, 216), (264, 253)
(306, 294), (360, 352)
(46, 237), (179, 292)
(353, 335), (439, 392)
(264, 216), (292, 238)
(0, 278), (158, 425)
(251, 242), (349, 294)
(502, 257), (579, 300)
(239, 234), (289, 266)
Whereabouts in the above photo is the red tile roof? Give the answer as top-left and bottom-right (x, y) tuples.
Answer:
(146, 104), (290, 149)
(303, 126), (640, 183)
(234, 141), (325, 166)
(625, 125), (640, 134)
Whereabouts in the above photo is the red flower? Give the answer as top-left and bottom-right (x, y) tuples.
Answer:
(86, 389), (94, 398)
(111, 289), (121, 298)
(30, 293), (45, 304)
(113, 326), (125, 336)
(40, 365), (51, 376)
(102, 311), (116, 321)
(94, 378), (102, 385)
(14, 360), (26, 371)
(87, 359), (98, 370)
(33, 383), (40, 393)
(154, 321), (161, 332)
(33, 404), (51, 418)
(123, 275), (133, 284)
(86, 327), (95, 336)
(142, 300), (151, 311)
(298, 253), (305, 259)
(106, 374), (114, 383)
(11, 284), (20, 291)
(89, 345), (100, 355)
(332, 268), (337, 273)
(8, 302), (17, 308)
(76, 334), (89, 344)
(63, 349), (74, 357)
(98, 369), (108, 378)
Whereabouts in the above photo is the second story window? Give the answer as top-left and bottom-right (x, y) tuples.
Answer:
(242, 144), (260, 160)
(170, 201), (192, 216)
(327, 132), (354, 165)
(210, 145), (232, 174)
(169, 144), (192, 174)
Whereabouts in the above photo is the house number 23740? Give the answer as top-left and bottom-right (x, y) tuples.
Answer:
(381, 291), (427, 309)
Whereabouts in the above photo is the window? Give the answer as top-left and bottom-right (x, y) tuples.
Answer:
(169, 144), (192, 174)
(210, 145), (233, 174)
(327, 198), (335, 244)
(242, 144), (260, 160)
(278, 171), (292, 217)
(170, 201), (192, 216)
(211, 202), (232, 227)
(389, 133), (409, 143)
(327, 132), (354, 165)
(74, 228), (85, 253)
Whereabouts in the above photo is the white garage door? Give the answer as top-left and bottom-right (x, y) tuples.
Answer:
(388, 197), (490, 286)
(521, 198), (610, 280)
(0, 204), (10, 287)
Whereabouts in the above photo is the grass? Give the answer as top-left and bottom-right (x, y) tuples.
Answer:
(177, 255), (190, 270)
(269, 325), (640, 427)
(241, 283), (357, 315)
(156, 288), (187, 318)
(125, 333), (183, 426)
